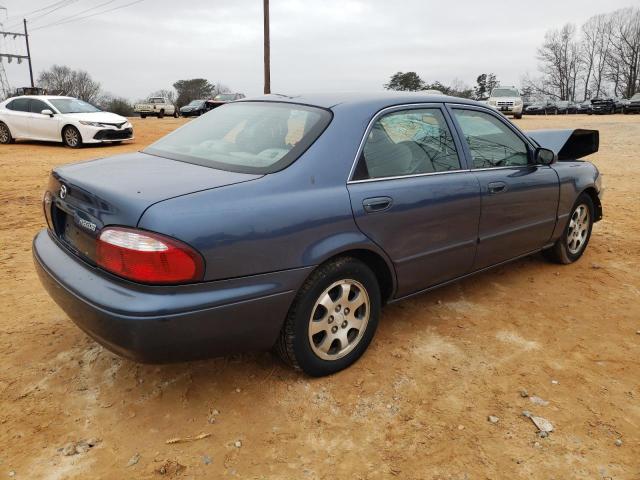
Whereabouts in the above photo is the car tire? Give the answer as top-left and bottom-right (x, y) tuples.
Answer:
(62, 125), (82, 148)
(173, 110), (179, 118)
(276, 257), (381, 376)
(140, 114), (146, 119)
(514, 113), (522, 119)
(0, 122), (14, 144)
(543, 193), (594, 265)
(158, 110), (165, 119)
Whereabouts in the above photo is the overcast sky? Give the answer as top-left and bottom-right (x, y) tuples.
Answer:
(0, 0), (635, 100)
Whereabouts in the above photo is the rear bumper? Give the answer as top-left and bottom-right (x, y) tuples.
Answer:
(33, 229), (309, 362)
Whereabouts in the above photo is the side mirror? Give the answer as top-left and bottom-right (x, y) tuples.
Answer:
(41, 109), (54, 117)
(535, 147), (556, 165)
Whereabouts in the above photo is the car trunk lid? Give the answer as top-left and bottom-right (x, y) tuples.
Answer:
(45, 151), (261, 261)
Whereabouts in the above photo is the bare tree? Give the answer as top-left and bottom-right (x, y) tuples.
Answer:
(580, 14), (609, 100)
(37, 65), (101, 103)
(536, 24), (580, 100)
(606, 7), (640, 98)
(150, 88), (177, 105)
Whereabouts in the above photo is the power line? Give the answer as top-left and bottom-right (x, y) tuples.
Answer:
(31, 0), (117, 29)
(4, 0), (77, 30)
(32, 0), (147, 31)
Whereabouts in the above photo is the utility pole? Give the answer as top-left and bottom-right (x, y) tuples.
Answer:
(0, 19), (33, 90)
(263, 0), (270, 94)
(23, 19), (33, 87)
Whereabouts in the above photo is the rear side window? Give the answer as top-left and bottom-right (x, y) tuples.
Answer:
(29, 99), (50, 113)
(353, 108), (461, 180)
(452, 109), (529, 168)
(145, 102), (332, 174)
(6, 98), (30, 112)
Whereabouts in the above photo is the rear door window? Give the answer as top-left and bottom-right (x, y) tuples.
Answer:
(353, 108), (461, 180)
(6, 98), (30, 112)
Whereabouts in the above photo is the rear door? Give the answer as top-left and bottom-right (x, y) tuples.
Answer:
(448, 105), (559, 270)
(4, 98), (31, 138)
(28, 99), (61, 141)
(347, 105), (480, 297)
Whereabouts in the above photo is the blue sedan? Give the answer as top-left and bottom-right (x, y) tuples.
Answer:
(33, 93), (603, 376)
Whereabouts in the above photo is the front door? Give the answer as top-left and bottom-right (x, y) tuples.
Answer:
(347, 106), (480, 297)
(449, 106), (559, 270)
(28, 99), (61, 141)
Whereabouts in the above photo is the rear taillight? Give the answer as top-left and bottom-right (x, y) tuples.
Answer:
(96, 227), (204, 284)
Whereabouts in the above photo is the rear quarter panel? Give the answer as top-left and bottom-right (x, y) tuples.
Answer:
(137, 106), (396, 284)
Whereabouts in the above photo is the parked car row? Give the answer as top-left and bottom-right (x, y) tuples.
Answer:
(525, 93), (640, 115)
(137, 93), (246, 119)
(178, 93), (246, 117)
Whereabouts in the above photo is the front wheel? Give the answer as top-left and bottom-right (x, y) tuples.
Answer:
(514, 113), (522, 119)
(62, 126), (82, 148)
(158, 110), (165, 119)
(276, 257), (381, 376)
(543, 193), (594, 264)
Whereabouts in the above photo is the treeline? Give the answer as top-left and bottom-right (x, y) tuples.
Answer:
(527, 6), (640, 101)
(383, 71), (502, 100)
(33, 65), (231, 116)
(385, 6), (639, 101)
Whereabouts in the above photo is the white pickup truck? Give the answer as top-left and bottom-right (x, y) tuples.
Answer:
(134, 97), (178, 119)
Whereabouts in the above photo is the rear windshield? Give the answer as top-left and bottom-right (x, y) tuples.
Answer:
(144, 102), (332, 174)
(214, 94), (237, 101)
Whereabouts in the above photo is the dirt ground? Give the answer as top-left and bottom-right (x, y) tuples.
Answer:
(1, 114), (639, 480)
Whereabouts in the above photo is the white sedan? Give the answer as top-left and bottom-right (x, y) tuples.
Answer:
(0, 95), (134, 148)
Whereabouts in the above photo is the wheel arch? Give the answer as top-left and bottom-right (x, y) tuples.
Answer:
(0, 120), (13, 136)
(313, 248), (396, 303)
(581, 186), (602, 222)
(61, 123), (82, 142)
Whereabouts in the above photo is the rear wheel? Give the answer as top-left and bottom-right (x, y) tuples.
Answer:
(276, 257), (381, 376)
(543, 193), (594, 264)
(514, 113), (522, 119)
(158, 109), (165, 119)
(0, 122), (13, 144)
(140, 114), (146, 119)
(62, 125), (82, 148)
(173, 109), (179, 118)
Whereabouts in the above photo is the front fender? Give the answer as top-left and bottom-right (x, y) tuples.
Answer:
(550, 161), (601, 241)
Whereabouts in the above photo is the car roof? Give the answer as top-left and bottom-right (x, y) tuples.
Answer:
(6, 95), (74, 101)
(242, 91), (484, 112)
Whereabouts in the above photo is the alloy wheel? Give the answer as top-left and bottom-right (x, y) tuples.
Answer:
(307, 279), (370, 361)
(0, 124), (9, 142)
(567, 203), (590, 255)
(64, 128), (79, 147)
